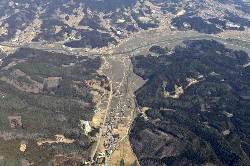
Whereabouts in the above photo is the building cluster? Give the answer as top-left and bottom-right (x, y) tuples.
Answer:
(100, 95), (132, 158)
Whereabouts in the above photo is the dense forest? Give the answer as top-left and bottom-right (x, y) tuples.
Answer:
(171, 16), (222, 34)
(130, 39), (250, 165)
(64, 30), (117, 48)
(0, 48), (109, 165)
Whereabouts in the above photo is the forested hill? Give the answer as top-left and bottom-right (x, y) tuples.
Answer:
(0, 48), (109, 165)
(130, 39), (250, 166)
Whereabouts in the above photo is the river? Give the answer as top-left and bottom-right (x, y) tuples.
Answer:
(91, 33), (250, 56)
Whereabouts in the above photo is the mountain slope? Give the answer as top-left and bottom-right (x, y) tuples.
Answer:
(130, 39), (250, 165)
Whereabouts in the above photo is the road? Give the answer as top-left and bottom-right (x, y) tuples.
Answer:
(2, 29), (250, 165)
(2, 30), (250, 58)
(86, 30), (250, 164)
(90, 63), (113, 162)
(88, 55), (142, 165)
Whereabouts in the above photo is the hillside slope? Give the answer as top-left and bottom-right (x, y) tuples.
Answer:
(130, 39), (250, 165)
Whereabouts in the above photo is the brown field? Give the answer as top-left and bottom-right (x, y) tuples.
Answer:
(109, 136), (138, 166)
(44, 77), (61, 88)
(112, 124), (127, 137)
(92, 111), (105, 127)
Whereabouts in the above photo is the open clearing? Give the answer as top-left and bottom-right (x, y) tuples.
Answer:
(110, 137), (138, 166)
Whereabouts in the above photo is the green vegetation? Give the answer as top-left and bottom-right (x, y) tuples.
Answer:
(0, 136), (93, 166)
(120, 159), (125, 166)
(0, 10), (35, 42)
(130, 39), (250, 165)
(171, 16), (222, 34)
(0, 48), (107, 165)
(0, 159), (22, 166)
(16, 75), (33, 86)
(64, 30), (117, 48)
(149, 46), (169, 55)
(78, 15), (105, 30)
(32, 19), (71, 42)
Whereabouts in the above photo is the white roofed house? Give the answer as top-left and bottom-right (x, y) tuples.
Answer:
(79, 120), (92, 135)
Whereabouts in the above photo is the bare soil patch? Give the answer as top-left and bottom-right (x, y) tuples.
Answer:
(61, 63), (75, 67)
(55, 26), (62, 34)
(112, 124), (127, 137)
(2, 59), (26, 70)
(8, 116), (22, 128)
(92, 111), (105, 127)
(110, 137), (138, 166)
(1, 69), (44, 93)
(44, 77), (61, 88)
